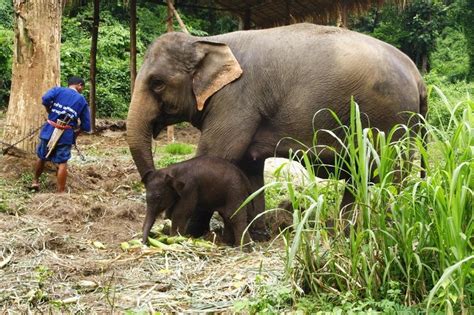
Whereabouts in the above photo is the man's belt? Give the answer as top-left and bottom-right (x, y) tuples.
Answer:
(47, 119), (72, 129)
(45, 118), (72, 159)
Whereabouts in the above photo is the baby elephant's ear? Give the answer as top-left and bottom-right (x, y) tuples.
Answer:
(165, 174), (186, 196)
(192, 40), (243, 111)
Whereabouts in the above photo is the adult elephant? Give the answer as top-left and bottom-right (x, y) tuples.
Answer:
(127, 23), (427, 240)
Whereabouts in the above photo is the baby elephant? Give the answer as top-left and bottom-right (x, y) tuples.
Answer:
(142, 156), (253, 246)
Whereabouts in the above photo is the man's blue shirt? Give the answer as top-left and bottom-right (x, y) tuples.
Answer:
(40, 87), (91, 144)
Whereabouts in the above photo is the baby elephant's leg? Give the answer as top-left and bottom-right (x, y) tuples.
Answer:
(222, 205), (251, 247)
(222, 220), (235, 245)
(170, 196), (197, 236)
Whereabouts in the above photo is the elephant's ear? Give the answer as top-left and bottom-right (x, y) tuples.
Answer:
(164, 174), (185, 197)
(192, 41), (243, 111)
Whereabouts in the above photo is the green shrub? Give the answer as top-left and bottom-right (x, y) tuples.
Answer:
(430, 27), (469, 82)
(253, 95), (472, 312)
(164, 143), (195, 155)
(155, 155), (189, 168)
(0, 27), (13, 109)
(234, 282), (292, 314)
(424, 75), (474, 128)
(0, 0), (12, 29)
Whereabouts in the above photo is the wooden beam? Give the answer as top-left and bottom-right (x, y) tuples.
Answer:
(130, 0), (137, 93)
(168, 0), (190, 34)
(89, 0), (99, 132)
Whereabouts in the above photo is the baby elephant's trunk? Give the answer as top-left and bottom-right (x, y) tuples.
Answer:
(142, 205), (158, 244)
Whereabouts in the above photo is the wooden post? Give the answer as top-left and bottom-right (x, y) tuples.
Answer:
(164, 1), (190, 143)
(337, 2), (348, 28)
(130, 0), (137, 93)
(89, 0), (100, 133)
(241, 7), (251, 30)
(166, 0), (175, 143)
(285, 0), (291, 25)
(168, 0), (190, 34)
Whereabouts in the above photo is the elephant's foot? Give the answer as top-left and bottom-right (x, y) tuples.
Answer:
(249, 226), (270, 242)
(185, 221), (210, 237)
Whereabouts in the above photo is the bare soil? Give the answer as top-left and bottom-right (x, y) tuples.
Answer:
(0, 121), (288, 313)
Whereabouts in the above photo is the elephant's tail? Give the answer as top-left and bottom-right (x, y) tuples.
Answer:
(419, 82), (428, 178)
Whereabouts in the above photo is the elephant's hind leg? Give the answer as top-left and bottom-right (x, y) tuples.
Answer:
(185, 207), (213, 237)
(239, 158), (270, 241)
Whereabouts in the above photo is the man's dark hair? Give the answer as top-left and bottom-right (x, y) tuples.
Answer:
(67, 76), (85, 86)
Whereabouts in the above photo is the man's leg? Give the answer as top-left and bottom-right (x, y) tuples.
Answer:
(57, 163), (68, 193)
(32, 159), (46, 189)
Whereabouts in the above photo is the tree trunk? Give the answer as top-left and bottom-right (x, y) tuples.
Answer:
(130, 0), (137, 93)
(89, 0), (99, 132)
(421, 53), (429, 74)
(3, 0), (64, 153)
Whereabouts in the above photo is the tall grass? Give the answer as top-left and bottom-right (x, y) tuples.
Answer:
(277, 91), (473, 312)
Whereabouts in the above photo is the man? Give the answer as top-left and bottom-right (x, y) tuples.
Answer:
(31, 76), (91, 193)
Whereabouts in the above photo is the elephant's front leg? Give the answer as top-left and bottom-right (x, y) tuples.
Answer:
(170, 193), (198, 236)
(239, 158), (270, 241)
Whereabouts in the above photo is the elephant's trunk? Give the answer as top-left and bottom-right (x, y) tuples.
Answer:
(126, 84), (161, 183)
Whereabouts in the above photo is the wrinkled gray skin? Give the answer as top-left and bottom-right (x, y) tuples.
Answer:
(142, 156), (253, 246)
(128, 23), (427, 239)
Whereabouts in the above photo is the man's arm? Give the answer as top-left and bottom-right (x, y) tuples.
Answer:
(78, 100), (92, 134)
(41, 87), (59, 112)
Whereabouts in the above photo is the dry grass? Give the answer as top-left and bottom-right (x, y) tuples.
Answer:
(0, 122), (286, 313)
(0, 213), (284, 313)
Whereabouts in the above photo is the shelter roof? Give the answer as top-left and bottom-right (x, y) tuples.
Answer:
(213, 0), (400, 28)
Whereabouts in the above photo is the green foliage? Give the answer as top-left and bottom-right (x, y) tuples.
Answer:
(177, 0), (238, 35)
(272, 97), (473, 313)
(0, 27), (13, 109)
(0, 174), (35, 216)
(424, 74), (473, 127)
(153, 141), (196, 168)
(234, 280), (293, 314)
(400, 0), (447, 68)
(164, 142), (194, 155)
(352, 1), (447, 71)
(0, 0), (13, 109)
(430, 27), (469, 81)
(457, 0), (474, 79)
(137, 4), (168, 48)
(351, 5), (406, 49)
(0, 0), (13, 29)
(155, 154), (189, 168)
(295, 289), (421, 314)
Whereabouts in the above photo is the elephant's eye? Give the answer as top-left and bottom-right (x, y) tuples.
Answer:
(150, 78), (165, 94)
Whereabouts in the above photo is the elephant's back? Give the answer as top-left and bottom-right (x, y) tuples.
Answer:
(212, 23), (418, 79)
(223, 24), (414, 73)
(213, 23), (422, 114)
(173, 156), (249, 192)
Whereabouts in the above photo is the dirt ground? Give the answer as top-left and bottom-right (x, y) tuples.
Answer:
(0, 121), (288, 313)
